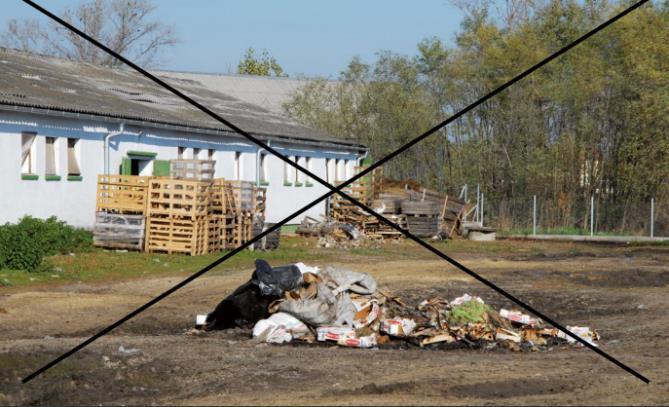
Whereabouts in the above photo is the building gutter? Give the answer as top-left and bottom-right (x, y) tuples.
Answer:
(104, 123), (125, 175)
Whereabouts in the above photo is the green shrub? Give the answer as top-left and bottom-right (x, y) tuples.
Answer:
(0, 223), (44, 271)
(0, 216), (93, 271)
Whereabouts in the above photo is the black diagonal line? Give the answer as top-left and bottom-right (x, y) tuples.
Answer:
(21, 0), (649, 384)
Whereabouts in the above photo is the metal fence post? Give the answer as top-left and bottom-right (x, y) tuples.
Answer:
(590, 195), (594, 237)
(480, 193), (484, 227)
(533, 195), (537, 235)
(650, 198), (655, 238)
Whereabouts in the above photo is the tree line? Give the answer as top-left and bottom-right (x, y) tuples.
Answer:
(284, 0), (669, 233)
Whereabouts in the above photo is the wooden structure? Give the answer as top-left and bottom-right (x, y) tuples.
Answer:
(329, 166), (470, 239)
(94, 175), (150, 250)
(95, 174), (150, 214)
(145, 178), (212, 255)
(170, 159), (216, 181)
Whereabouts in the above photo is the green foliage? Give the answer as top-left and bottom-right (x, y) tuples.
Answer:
(284, 1), (669, 234)
(448, 300), (491, 326)
(237, 47), (286, 77)
(0, 216), (92, 272)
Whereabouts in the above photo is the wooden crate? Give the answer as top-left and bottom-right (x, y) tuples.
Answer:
(170, 159), (216, 181)
(209, 213), (235, 250)
(96, 175), (150, 214)
(145, 215), (209, 255)
(93, 212), (145, 250)
(405, 215), (440, 237)
(232, 213), (254, 248)
(211, 179), (264, 215)
(147, 178), (211, 219)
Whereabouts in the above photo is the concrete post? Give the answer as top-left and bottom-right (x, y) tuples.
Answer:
(480, 193), (484, 227)
(590, 195), (594, 237)
(650, 198), (655, 238)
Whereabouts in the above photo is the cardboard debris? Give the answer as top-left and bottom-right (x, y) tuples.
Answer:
(380, 318), (417, 337)
(200, 260), (601, 352)
(337, 335), (377, 348)
(557, 326), (600, 346)
(500, 309), (542, 327)
(317, 326), (356, 342)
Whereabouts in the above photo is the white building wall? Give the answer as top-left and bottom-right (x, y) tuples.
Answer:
(0, 111), (363, 228)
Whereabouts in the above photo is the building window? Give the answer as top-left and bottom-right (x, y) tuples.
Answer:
(67, 138), (81, 176)
(234, 151), (242, 180)
(208, 149), (215, 160)
(45, 137), (58, 176)
(21, 132), (37, 175)
(335, 159), (341, 181)
(294, 156), (302, 185)
(344, 159), (350, 180)
(305, 157), (313, 186)
(284, 158), (293, 186)
(325, 158), (332, 183)
(193, 148), (201, 159)
(177, 146), (185, 159)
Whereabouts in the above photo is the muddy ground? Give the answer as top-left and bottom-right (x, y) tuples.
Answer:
(1, 241), (668, 405)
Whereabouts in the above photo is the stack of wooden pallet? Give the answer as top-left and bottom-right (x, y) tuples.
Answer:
(329, 167), (469, 239)
(94, 175), (150, 250)
(94, 170), (270, 255)
(170, 159), (216, 181)
(145, 178), (212, 255)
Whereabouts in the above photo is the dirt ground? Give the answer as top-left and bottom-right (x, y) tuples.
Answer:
(1, 240), (668, 405)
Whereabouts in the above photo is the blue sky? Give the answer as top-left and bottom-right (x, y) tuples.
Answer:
(1, 0), (465, 78)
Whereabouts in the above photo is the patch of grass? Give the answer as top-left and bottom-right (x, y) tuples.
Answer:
(3, 235), (667, 288)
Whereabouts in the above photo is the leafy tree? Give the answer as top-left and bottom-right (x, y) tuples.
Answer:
(0, 0), (177, 68)
(237, 47), (286, 77)
(285, 0), (669, 233)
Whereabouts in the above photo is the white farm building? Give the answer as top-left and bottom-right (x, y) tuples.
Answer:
(0, 48), (366, 228)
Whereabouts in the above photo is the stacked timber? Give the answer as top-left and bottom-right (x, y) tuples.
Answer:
(170, 159), (216, 181)
(145, 178), (211, 255)
(94, 175), (150, 250)
(328, 166), (471, 239)
(401, 201), (441, 237)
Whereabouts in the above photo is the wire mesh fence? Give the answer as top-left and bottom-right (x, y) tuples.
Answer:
(478, 194), (667, 237)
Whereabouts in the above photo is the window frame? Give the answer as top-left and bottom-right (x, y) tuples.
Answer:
(21, 132), (37, 176)
(67, 138), (81, 177)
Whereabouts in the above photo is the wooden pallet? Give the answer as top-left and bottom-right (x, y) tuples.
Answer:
(96, 175), (150, 214)
(145, 215), (209, 255)
(147, 178), (211, 219)
(93, 212), (145, 250)
(170, 159), (216, 181)
(232, 213), (255, 247)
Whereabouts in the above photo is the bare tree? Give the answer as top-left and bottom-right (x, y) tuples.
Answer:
(1, 0), (177, 68)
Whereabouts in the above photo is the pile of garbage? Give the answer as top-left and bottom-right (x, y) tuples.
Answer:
(197, 260), (600, 350)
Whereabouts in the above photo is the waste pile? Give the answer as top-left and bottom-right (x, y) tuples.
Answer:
(197, 260), (600, 351)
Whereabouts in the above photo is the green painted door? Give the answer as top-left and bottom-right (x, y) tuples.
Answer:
(120, 157), (131, 175)
(153, 160), (170, 176)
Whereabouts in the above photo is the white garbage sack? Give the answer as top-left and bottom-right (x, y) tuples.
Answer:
(252, 312), (309, 344)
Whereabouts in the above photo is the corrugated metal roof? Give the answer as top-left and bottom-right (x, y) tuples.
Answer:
(0, 48), (363, 149)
